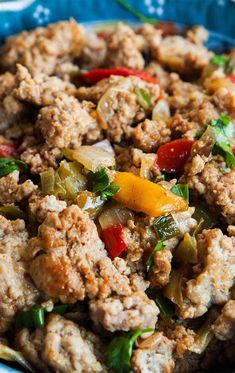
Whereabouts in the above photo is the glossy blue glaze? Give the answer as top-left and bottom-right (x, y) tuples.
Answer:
(0, 1), (234, 372)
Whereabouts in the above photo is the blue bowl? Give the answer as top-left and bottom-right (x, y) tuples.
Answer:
(0, 1), (235, 372)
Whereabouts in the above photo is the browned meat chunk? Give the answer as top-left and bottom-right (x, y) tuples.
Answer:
(78, 32), (107, 69)
(212, 300), (235, 340)
(0, 216), (39, 332)
(1, 19), (86, 75)
(29, 194), (67, 223)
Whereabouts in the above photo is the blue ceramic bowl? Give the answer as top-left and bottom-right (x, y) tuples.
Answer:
(0, 1), (235, 372)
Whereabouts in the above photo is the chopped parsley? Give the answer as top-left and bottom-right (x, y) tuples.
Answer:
(105, 328), (153, 372)
(211, 54), (230, 67)
(87, 167), (120, 201)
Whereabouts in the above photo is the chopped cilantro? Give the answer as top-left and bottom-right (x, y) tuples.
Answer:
(170, 184), (189, 202)
(87, 167), (120, 201)
(105, 328), (153, 372)
(0, 158), (28, 178)
(146, 240), (165, 272)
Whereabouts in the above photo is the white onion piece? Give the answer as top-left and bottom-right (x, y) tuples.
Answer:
(99, 206), (134, 230)
(97, 77), (133, 129)
(93, 139), (115, 156)
(63, 146), (115, 172)
(140, 154), (156, 180)
(152, 99), (170, 121)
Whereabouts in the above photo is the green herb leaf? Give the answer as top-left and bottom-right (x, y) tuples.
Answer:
(146, 240), (165, 272)
(211, 54), (229, 67)
(153, 214), (180, 241)
(115, 0), (158, 24)
(105, 328), (153, 373)
(0, 158), (28, 178)
(87, 167), (120, 201)
(210, 114), (235, 167)
(134, 87), (151, 110)
(155, 294), (174, 318)
(170, 184), (189, 202)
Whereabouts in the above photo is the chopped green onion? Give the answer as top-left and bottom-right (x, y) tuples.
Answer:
(170, 184), (189, 202)
(153, 214), (180, 240)
(189, 317), (214, 354)
(40, 169), (55, 194)
(164, 269), (184, 308)
(174, 233), (198, 264)
(0, 343), (34, 372)
(134, 87), (151, 110)
(0, 158), (28, 178)
(52, 304), (68, 315)
(155, 294), (174, 318)
(16, 305), (45, 330)
(115, 0), (158, 24)
(146, 240), (165, 272)
(105, 328), (153, 373)
(211, 54), (229, 67)
(0, 205), (25, 220)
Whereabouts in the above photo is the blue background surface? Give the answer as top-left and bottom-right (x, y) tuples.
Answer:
(0, 0), (235, 372)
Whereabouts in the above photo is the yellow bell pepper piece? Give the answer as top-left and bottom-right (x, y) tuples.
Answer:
(113, 172), (187, 217)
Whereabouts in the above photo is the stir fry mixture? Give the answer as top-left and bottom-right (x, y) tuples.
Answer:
(0, 19), (235, 373)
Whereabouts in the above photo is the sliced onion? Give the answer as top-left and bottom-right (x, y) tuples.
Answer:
(140, 154), (156, 180)
(152, 99), (170, 121)
(63, 146), (115, 172)
(97, 77), (133, 129)
(92, 139), (115, 155)
(0, 343), (34, 372)
(99, 206), (134, 230)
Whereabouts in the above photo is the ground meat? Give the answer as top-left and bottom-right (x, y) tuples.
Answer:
(168, 325), (195, 356)
(20, 142), (62, 173)
(183, 156), (235, 224)
(132, 119), (171, 152)
(186, 26), (209, 45)
(76, 75), (121, 104)
(36, 93), (100, 148)
(16, 314), (106, 373)
(106, 22), (144, 70)
(14, 64), (76, 106)
(98, 76), (160, 142)
(156, 35), (211, 77)
(29, 194), (67, 223)
(212, 300), (235, 340)
(0, 170), (37, 205)
(29, 205), (107, 303)
(131, 332), (175, 373)
(1, 19), (86, 75)
(78, 32), (107, 69)
(0, 216), (39, 332)
(179, 229), (235, 318)
(89, 291), (159, 332)
(145, 62), (171, 90)
(115, 147), (144, 176)
(137, 24), (162, 55)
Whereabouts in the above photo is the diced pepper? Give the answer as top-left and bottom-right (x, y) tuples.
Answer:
(113, 172), (187, 217)
(0, 144), (18, 158)
(228, 75), (235, 84)
(155, 139), (194, 173)
(79, 67), (158, 85)
(101, 223), (126, 259)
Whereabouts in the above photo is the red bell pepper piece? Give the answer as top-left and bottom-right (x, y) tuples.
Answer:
(228, 75), (235, 84)
(155, 139), (195, 173)
(79, 67), (158, 85)
(101, 223), (127, 259)
(0, 144), (18, 158)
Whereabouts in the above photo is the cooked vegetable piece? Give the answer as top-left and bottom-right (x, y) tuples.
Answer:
(140, 154), (155, 180)
(0, 144), (18, 158)
(0, 343), (34, 372)
(40, 169), (55, 194)
(16, 305), (45, 329)
(101, 223), (126, 259)
(105, 328), (153, 373)
(170, 184), (189, 202)
(155, 294), (174, 318)
(79, 67), (158, 85)
(52, 304), (68, 315)
(152, 99), (170, 121)
(114, 172), (187, 216)
(164, 269), (184, 308)
(87, 167), (120, 201)
(155, 139), (194, 173)
(192, 206), (216, 235)
(0, 205), (26, 220)
(99, 206), (134, 230)
(146, 240), (165, 272)
(63, 146), (115, 172)
(174, 233), (198, 263)
(228, 75), (235, 83)
(134, 87), (151, 110)
(211, 54), (229, 67)
(153, 214), (180, 240)
(76, 191), (104, 219)
(189, 316), (214, 354)
(0, 158), (28, 177)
